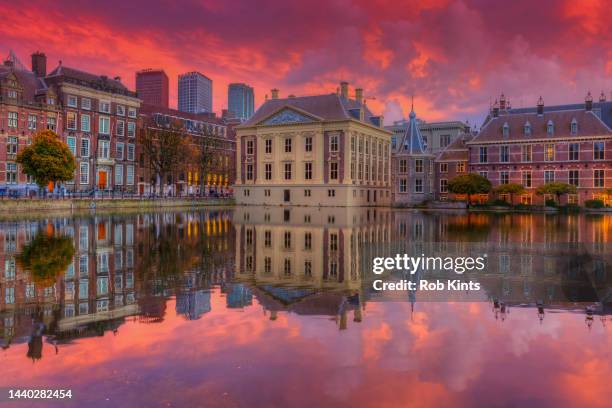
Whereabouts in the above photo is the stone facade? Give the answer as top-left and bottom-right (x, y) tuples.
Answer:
(234, 83), (392, 206)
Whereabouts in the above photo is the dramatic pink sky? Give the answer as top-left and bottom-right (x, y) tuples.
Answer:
(1, 0), (610, 127)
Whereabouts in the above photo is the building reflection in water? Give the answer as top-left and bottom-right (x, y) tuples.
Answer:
(0, 208), (610, 362)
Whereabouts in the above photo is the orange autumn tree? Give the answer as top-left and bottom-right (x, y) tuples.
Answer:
(17, 129), (76, 189)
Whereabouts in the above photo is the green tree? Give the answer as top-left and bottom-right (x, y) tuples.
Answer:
(493, 183), (525, 204)
(16, 130), (76, 189)
(447, 173), (492, 205)
(536, 182), (577, 204)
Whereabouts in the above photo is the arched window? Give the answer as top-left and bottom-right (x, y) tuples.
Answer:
(570, 118), (577, 134)
(503, 122), (509, 137)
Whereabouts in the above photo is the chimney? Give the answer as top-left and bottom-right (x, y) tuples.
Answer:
(585, 91), (593, 111)
(31, 52), (47, 77)
(599, 91), (606, 103)
(499, 93), (506, 110)
(114, 76), (121, 82)
(271, 88), (279, 99)
(537, 96), (544, 116)
(340, 81), (349, 99)
(355, 88), (363, 104)
(492, 99), (499, 118)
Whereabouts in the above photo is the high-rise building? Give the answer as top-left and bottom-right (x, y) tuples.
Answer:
(178, 71), (212, 114)
(136, 69), (169, 108)
(228, 83), (254, 121)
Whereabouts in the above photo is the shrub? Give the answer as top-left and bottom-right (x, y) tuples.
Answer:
(489, 199), (511, 207)
(545, 199), (557, 207)
(584, 199), (604, 209)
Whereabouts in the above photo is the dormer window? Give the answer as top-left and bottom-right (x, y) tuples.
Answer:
(67, 95), (78, 108)
(547, 120), (554, 136)
(7, 90), (17, 99)
(502, 122), (510, 137)
(571, 118), (577, 135)
(524, 121), (531, 136)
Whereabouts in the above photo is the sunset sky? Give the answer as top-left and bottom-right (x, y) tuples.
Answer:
(1, 0), (610, 127)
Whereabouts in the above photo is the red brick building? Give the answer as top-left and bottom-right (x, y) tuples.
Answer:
(434, 132), (473, 200)
(466, 94), (612, 205)
(0, 52), (63, 196)
(135, 69), (169, 108)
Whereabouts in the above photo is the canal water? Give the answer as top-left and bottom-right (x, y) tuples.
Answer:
(0, 208), (610, 407)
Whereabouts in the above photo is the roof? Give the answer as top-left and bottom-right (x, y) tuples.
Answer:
(508, 100), (612, 130)
(47, 64), (134, 96)
(436, 133), (473, 162)
(242, 93), (383, 128)
(0, 63), (49, 100)
(470, 109), (612, 144)
(394, 108), (428, 155)
(140, 103), (225, 125)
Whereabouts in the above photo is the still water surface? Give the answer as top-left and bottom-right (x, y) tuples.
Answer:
(0, 208), (610, 407)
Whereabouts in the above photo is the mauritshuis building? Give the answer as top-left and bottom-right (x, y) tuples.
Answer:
(234, 82), (392, 206)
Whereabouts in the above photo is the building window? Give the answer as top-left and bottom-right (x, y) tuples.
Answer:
(99, 116), (110, 135)
(571, 118), (578, 134)
(547, 120), (554, 136)
(440, 134), (451, 147)
(98, 140), (110, 159)
(415, 159), (423, 173)
(500, 171), (509, 184)
(80, 138), (90, 157)
(544, 143), (555, 161)
(6, 136), (18, 155)
(479, 146), (488, 163)
(479, 171), (488, 179)
(440, 179), (448, 193)
(399, 179), (407, 192)
(27, 114), (37, 130)
(80, 114), (90, 132)
(594, 141), (604, 160)
(265, 163), (272, 180)
(67, 136), (76, 156)
(500, 145), (509, 162)
(116, 120), (125, 136)
(524, 122), (531, 136)
(47, 116), (56, 131)
(81, 98), (91, 110)
(457, 162), (465, 173)
(8, 111), (18, 128)
(330, 135), (338, 152)
(304, 162), (312, 180)
(522, 145), (532, 162)
(99, 101), (111, 113)
(264, 189), (271, 197)
(304, 189), (311, 197)
(246, 164), (253, 180)
(399, 159), (407, 173)
(66, 112), (77, 130)
(115, 164), (124, 185)
(522, 171), (532, 188)
(246, 140), (254, 155)
(67, 95), (78, 107)
(328, 189), (335, 197)
(6, 163), (17, 184)
(284, 163), (292, 180)
(330, 162), (338, 180)
(415, 178), (423, 193)
(569, 170), (579, 186)
(127, 144), (135, 161)
(285, 138), (292, 153)
(265, 139), (272, 154)
(125, 165), (134, 185)
(594, 169), (604, 188)
(128, 108), (137, 118)
(117, 105), (125, 116)
(502, 122), (509, 137)
(284, 231), (291, 249)
(569, 143), (579, 160)
(80, 162), (89, 184)
(544, 170), (555, 184)
(116, 142), (125, 160)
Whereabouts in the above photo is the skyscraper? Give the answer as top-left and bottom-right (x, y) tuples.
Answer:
(228, 83), (254, 121)
(178, 71), (212, 114)
(136, 69), (169, 108)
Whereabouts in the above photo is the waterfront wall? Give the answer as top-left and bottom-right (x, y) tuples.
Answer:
(0, 198), (234, 213)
